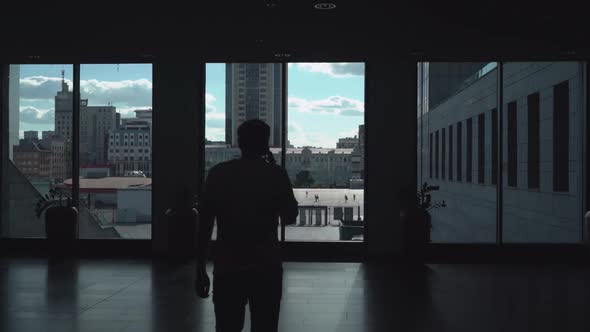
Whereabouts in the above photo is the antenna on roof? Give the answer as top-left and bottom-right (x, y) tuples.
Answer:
(61, 69), (65, 83)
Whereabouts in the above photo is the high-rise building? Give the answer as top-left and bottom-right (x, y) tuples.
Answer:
(41, 131), (55, 140)
(225, 63), (282, 147)
(55, 78), (73, 140)
(54, 78), (117, 165)
(24, 131), (39, 141)
(80, 104), (117, 165)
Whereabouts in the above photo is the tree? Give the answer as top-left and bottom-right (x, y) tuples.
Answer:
(294, 170), (314, 188)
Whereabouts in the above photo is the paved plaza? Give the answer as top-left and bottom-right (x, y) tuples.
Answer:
(88, 189), (365, 241)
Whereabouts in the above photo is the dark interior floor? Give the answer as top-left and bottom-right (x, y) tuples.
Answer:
(1, 258), (590, 332)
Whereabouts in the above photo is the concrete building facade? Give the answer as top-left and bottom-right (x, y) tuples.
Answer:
(336, 137), (359, 149)
(418, 62), (585, 243)
(108, 111), (152, 177)
(54, 80), (117, 165)
(24, 131), (38, 140)
(205, 146), (355, 187)
(226, 63), (282, 147)
(12, 141), (51, 179)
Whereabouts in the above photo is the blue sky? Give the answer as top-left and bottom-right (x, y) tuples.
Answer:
(206, 63), (365, 148)
(15, 63), (365, 147)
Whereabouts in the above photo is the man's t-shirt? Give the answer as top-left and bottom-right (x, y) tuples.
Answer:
(201, 158), (298, 275)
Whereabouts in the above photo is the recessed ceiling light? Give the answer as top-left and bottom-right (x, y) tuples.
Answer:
(314, 3), (336, 10)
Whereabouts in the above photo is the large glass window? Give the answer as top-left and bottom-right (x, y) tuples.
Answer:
(417, 62), (497, 242)
(3, 65), (73, 238)
(527, 92), (540, 189)
(418, 61), (586, 244)
(507, 101), (518, 187)
(76, 64), (152, 239)
(205, 62), (365, 242)
(477, 112), (485, 184)
(448, 124), (453, 181)
(205, 63), (282, 240)
(285, 62), (365, 242)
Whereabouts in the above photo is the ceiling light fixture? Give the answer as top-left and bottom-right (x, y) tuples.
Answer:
(314, 3), (336, 10)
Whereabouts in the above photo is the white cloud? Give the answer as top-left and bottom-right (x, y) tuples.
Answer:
(81, 79), (152, 106)
(288, 95), (364, 116)
(205, 128), (225, 142)
(116, 106), (153, 118)
(295, 63), (364, 78)
(287, 122), (336, 149)
(20, 76), (71, 100)
(19, 76), (152, 109)
(207, 118), (225, 128)
(19, 106), (54, 124)
(205, 93), (217, 113)
(338, 128), (360, 138)
(206, 112), (225, 120)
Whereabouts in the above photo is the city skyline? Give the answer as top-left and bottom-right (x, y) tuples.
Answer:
(16, 63), (364, 148)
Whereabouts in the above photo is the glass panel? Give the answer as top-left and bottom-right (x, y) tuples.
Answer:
(285, 63), (365, 242)
(77, 64), (152, 239)
(502, 62), (584, 242)
(417, 62), (497, 242)
(205, 63), (282, 240)
(4, 65), (73, 238)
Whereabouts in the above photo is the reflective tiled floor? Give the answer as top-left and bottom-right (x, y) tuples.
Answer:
(1, 258), (590, 331)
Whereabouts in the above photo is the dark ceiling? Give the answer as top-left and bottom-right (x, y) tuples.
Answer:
(0, 0), (588, 61)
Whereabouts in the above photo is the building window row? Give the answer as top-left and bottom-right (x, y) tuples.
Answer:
(429, 81), (569, 192)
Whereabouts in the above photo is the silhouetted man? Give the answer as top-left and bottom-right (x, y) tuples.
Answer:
(196, 119), (298, 332)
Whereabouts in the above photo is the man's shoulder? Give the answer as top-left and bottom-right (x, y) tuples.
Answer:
(209, 159), (239, 172)
(209, 159), (285, 177)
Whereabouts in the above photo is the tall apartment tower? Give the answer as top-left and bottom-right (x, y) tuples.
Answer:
(54, 76), (117, 165)
(225, 63), (283, 147)
(24, 131), (39, 141)
(55, 77), (73, 140)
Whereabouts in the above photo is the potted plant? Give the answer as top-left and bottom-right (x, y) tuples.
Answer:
(400, 182), (446, 257)
(35, 187), (78, 255)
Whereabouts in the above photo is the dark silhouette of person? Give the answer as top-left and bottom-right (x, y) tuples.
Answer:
(195, 119), (298, 332)
(344, 194), (348, 203)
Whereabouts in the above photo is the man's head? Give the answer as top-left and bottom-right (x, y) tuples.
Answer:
(237, 119), (270, 157)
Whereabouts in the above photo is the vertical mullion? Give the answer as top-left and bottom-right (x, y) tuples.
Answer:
(280, 62), (287, 242)
(198, 62), (206, 200)
(585, 62), (589, 240)
(496, 62), (503, 246)
(0, 65), (7, 236)
(73, 64), (80, 210)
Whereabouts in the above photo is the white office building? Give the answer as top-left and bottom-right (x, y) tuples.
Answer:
(418, 62), (585, 243)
